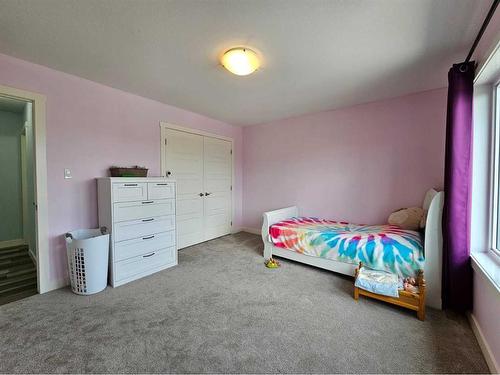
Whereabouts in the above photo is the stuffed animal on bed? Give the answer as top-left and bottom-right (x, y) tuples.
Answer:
(388, 207), (427, 231)
(403, 277), (419, 293)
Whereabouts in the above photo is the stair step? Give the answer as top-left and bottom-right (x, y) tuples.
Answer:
(0, 273), (36, 288)
(0, 249), (29, 261)
(0, 254), (30, 264)
(0, 265), (36, 279)
(0, 287), (37, 306)
(0, 252), (31, 262)
(0, 256), (33, 271)
(0, 245), (28, 256)
(0, 244), (28, 251)
(0, 245), (37, 306)
(0, 278), (37, 296)
(0, 268), (36, 282)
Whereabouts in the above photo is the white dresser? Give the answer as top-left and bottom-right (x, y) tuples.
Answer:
(97, 177), (177, 287)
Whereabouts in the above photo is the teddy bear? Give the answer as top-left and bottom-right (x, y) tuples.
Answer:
(388, 207), (427, 231)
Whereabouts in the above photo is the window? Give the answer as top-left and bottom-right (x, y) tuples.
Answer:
(490, 82), (500, 257)
(471, 43), (500, 288)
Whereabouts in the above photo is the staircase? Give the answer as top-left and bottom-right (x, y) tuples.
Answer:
(0, 245), (37, 306)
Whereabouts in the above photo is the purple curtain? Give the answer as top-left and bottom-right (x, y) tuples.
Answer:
(442, 61), (475, 311)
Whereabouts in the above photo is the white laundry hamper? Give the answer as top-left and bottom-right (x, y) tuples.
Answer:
(65, 227), (110, 295)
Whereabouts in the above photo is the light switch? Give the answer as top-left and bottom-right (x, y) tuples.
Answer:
(64, 168), (72, 179)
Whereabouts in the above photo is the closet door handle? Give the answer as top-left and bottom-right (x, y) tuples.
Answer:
(142, 201), (154, 204)
(142, 218), (154, 222)
(142, 235), (155, 240)
(205, 192), (211, 196)
(143, 252), (155, 258)
(199, 193), (204, 197)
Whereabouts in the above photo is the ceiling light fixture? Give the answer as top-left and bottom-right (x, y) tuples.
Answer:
(220, 47), (260, 76)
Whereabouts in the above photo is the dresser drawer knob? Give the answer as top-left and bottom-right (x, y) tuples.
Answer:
(142, 201), (154, 204)
(142, 218), (154, 222)
(143, 252), (155, 258)
(124, 183), (138, 187)
(142, 235), (155, 240)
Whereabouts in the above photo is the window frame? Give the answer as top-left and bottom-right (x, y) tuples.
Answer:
(489, 79), (500, 258)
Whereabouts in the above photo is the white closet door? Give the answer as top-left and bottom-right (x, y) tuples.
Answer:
(203, 136), (232, 241)
(164, 129), (204, 248)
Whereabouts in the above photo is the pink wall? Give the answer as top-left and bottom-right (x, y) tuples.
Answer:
(473, 266), (500, 370)
(0, 53), (242, 287)
(472, 7), (500, 68)
(242, 88), (447, 229)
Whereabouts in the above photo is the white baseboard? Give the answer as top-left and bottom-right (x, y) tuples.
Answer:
(41, 277), (69, 294)
(468, 312), (499, 374)
(0, 239), (27, 249)
(240, 227), (260, 235)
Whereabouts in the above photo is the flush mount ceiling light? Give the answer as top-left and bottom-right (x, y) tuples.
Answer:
(220, 47), (260, 76)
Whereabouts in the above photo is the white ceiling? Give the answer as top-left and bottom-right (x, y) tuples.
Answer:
(0, 0), (492, 125)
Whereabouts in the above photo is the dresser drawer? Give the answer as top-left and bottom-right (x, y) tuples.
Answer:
(114, 230), (175, 261)
(114, 215), (175, 242)
(114, 246), (176, 282)
(113, 199), (175, 222)
(112, 182), (147, 202)
(148, 182), (175, 200)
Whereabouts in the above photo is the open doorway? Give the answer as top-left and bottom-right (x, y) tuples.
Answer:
(0, 97), (37, 305)
(0, 85), (49, 297)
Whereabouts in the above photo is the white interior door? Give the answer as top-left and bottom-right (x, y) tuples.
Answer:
(203, 137), (232, 241)
(164, 129), (204, 248)
(162, 126), (232, 248)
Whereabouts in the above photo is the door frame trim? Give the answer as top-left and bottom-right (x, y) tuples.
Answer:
(159, 121), (235, 234)
(160, 122), (234, 142)
(0, 84), (49, 293)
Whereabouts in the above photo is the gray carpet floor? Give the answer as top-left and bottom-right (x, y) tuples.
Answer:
(0, 232), (489, 373)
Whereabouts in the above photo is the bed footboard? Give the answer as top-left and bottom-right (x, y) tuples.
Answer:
(262, 206), (298, 259)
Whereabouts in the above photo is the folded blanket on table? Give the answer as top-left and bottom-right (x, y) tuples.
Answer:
(355, 267), (399, 297)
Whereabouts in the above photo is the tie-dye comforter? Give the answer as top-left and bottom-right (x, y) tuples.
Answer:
(269, 217), (424, 277)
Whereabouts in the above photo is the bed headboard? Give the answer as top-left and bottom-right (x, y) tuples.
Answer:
(423, 188), (444, 309)
(423, 188), (439, 211)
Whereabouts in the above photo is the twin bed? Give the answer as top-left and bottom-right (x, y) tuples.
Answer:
(262, 189), (444, 309)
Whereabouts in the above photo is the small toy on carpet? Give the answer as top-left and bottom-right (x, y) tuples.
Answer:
(265, 257), (280, 269)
